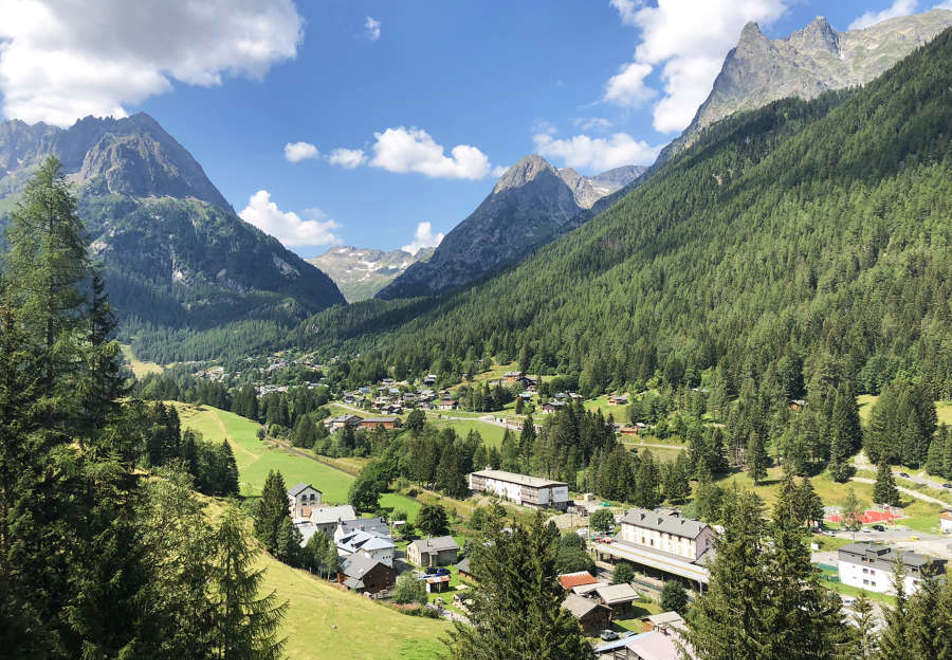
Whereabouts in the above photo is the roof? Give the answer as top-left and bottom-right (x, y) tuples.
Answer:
(621, 507), (709, 540)
(838, 542), (938, 569)
(360, 417), (400, 423)
(572, 582), (605, 596)
(310, 504), (357, 525)
(646, 611), (686, 629)
(469, 469), (567, 489)
(561, 593), (607, 619)
(558, 571), (599, 590)
(409, 536), (460, 554)
(341, 553), (384, 579)
(336, 517), (390, 538)
(594, 633), (647, 655)
(338, 530), (395, 553)
(456, 557), (471, 573)
(342, 576), (365, 590)
(625, 629), (693, 660)
(287, 482), (321, 498)
(595, 583), (639, 605)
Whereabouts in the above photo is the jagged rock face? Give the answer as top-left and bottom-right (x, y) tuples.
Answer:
(307, 246), (435, 302)
(657, 9), (952, 165)
(0, 113), (345, 328)
(375, 155), (644, 300)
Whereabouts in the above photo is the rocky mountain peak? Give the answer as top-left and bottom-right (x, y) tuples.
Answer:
(790, 16), (839, 54)
(493, 154), (558, 193)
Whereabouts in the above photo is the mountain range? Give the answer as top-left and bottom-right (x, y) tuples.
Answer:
(375, 158), (644, 299)
(0, 113), (345, 330)
(307, 246), (435, 302)
(656, 9), (952, 166)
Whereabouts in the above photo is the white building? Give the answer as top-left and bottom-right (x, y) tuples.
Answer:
(468, 469), (569, 510)
(336, 530), (395, 567)
(310, 504), (358, 537)
(837, 542), (945, 595)
(287, 483), (323, 519)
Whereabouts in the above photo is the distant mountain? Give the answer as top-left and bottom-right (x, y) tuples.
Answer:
(308, 246), (435, 302)
(656, 9), (952, 166)
(0, 113), (345, 330)
(375, 155), (644, 299)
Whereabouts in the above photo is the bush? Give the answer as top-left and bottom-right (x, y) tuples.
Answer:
(660, 580), (688, 614)
(590, 508), (615, 533)
(612, 563), (635, 585)
(393, 573), (428, 605)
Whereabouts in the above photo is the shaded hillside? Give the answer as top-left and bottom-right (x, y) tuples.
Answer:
(294, 27), (952, 397)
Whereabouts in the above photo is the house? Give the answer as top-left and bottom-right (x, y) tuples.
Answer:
(469, 469), (570, 510)
(558, 571), (599, 591)
(608, 395), (629, 406)
(941, 511), (952, 534)
(619, 426), (640, 437)
(456, 557), (473, 580)
(595, 583), (639, 614)
(595, 629), (695, 659)
(335, 517), (391, 540)
(837, 542), (946, 594)
(358, 416), (402, 430)
(407, 536), (460, 567)
(287, 483), (323, 519)
(338, 554), (395, 595)
(617, 507), (715, 563)
(437, 399), (458, 411)
(422, 374), (437, 386)
(542, 401), (566, 414)
(561, 593), (612, 634)
(310, 504), (357, 537)
(336, 529), (395, 567)
(504, 371), (526, 383)
(325, 414), (362, 432)
(641, 611), (685, 634)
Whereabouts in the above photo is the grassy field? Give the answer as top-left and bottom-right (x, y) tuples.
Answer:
(174, 403), (421, 518)
(583, 395), (631, 422)
(121, 343), (163, 378)
(428, 417), (509, 448)
(857, 394), (952, 426)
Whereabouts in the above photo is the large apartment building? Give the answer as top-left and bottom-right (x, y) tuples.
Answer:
(468, 469), (570, 510)
(838, 542), (946, 595)
(617, 507), (715, 562)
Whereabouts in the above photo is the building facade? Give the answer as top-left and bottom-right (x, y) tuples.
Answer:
(287, 483), (323, 519)
(618, 508), (714, 562)
(468, 469), (569, 510)
(837, 542), (945, 595)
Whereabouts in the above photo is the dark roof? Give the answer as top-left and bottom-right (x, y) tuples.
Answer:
(341, 553), (384, 579)
(838, 542), (939, 570)
(456, 557), (471, 573)
(287, 482), (321, 497)
(337, 517), (390, 538)
(621, 507), (709, 540)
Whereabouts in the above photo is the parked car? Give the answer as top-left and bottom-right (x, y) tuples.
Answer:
(899, 472), (910, 478)
(425, 567), (450, 577)
(944, 484), (951, 489)
(599, 630), (619, 641)
(872, 524), (886, 532)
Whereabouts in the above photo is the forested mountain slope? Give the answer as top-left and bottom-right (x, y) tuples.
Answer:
(295, 27), (952, 397)
(0, 113), (345, 333)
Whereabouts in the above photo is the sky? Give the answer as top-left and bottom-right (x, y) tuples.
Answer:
(1, 0), (949, 258)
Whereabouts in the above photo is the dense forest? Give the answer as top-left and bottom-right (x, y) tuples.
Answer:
(290, 28), (952, 405)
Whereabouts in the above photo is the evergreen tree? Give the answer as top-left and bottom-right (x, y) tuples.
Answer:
(417, 503), (449, 537)
(746, 431), (768, 484)
(841, 486), (864, 534)
(612, 563), (635, 585)
(878, 557), (910, 660)
(843, 592), (878, 659)
(219, 440), (240, 496)
(213, 506), (287, 660)
(447, 512), (592, 659)
(873, 459), (901, 507)
(254, 470), (291, 554)
(660, 580), (688, 614)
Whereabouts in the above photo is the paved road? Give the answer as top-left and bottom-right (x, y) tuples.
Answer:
(851, 477), (950, 507)
(853, 451), (952, 499)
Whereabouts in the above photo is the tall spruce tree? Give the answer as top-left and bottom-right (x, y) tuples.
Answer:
(746, 430), (768, 484)
(254, 470), (291, 555)
(447, 512), (592, 659)
(873, 459), (901, 507)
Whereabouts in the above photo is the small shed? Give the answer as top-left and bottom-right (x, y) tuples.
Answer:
(425, 574), (451, 593)
(595, 583), (639, 614)
(562, 594), (612, 634)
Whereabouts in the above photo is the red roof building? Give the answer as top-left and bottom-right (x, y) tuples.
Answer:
(558, 571), (599, 590)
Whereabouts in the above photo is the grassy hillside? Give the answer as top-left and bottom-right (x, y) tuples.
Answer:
(120, 343), (163, 379)
(294, 28), (952, 400)
(174, 403), (420, 517)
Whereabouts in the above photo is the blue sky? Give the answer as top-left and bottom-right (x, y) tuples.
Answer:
(1, 0), (946, 257)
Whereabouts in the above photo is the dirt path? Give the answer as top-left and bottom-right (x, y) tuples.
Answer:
(851, 477), (950, 507)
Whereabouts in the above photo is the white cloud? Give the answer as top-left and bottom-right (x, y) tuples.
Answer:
(365, 16), (382, 41)
(327, 147), (367, 169)
(401, 221), (444, 255)
(492, 164), (511, 178)
(603, 61), (656, 107)
(936, 1), (952, 9)
(533, 132), (662, 171)
(574, 117), (614, 131)
(849, 0), (918, 30)
(606, 0), (788, 133)
(284, 141), (319, 163)
(369, 127), (491, 180)
(239, 190), (340, 247)
(0, 0), (303, 127)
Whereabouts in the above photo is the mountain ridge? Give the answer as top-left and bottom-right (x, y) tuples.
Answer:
(307, 245), (435, 302)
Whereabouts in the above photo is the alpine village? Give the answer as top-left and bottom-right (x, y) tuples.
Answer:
(5, 2), (952, 660)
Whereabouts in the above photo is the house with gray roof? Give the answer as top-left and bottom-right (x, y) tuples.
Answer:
(468, 469), (569, 510)
(838, 542), (946, 595)
(309, 504), (357, 537)
(407, 536), (460, 567)
(334, 516), (390, 540)
(287, 483), (322, 518)
(561, 593), (612, 633)
(338, 554), (395, 595)
(336, 529), (395, 567)
(618, 507), (714, 562)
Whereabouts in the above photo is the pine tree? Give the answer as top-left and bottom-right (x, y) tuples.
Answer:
(746, 430), (768, 484)
(417, 503), (449, 537)
(844, 592), (878, 658)
(447, 512), (592, 659)
(873, 459), (901, 507)
(254, 470), (291, 554)
(213, 506), (287, 660)
(878, 557), (910, 660)
(841, 486), (864, 534)
(219, 440), (240, 496)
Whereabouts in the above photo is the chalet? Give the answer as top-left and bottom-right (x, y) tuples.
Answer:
(504, 371), (526, 383)
(338, 554), (395, 595)
(437, 399), (458, 411)
(608, 394), (629, 406)
(422, 374), (437, 386)
(518, 376), (538, 391)
(287, 483), (323, 518)
(468, 469), (570, 510)
(838, 542), (945, 595)
(310, 504), (357, 537)
(325, 414), (362, 432)
(595, 629), (694, 659)
(619, 426), (639, 437)
(407, 536), (460, 567)
(358, 416), (402, 430)
(595, 583), (639, 614)
(336, 529), (395, 567)
(542, 401), (566, 414)
(942, 511), (952, 534)
(558, 571), (599, 591)
(456, 557), (473, 580)
(562, 593), (612, 634)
